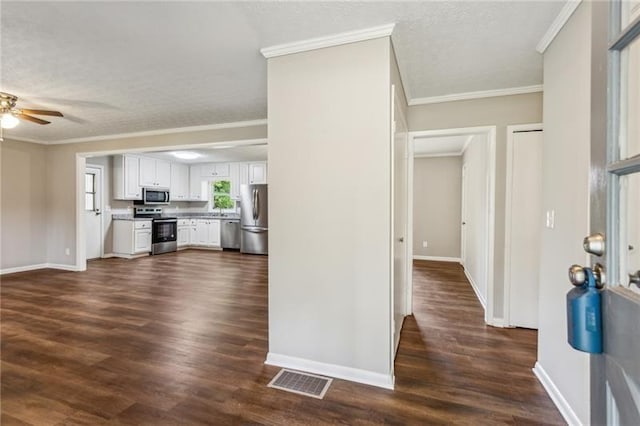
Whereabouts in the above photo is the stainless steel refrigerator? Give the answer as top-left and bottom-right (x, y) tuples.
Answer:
(240, 184), (268, 255)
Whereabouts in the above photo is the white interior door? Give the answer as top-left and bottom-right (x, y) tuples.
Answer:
(392, 86), (408, 355)
(85, 166), (102, 260)
(507, 130), (543, 329)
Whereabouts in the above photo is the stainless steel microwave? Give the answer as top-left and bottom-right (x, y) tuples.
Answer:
(140, 187), (170, 205)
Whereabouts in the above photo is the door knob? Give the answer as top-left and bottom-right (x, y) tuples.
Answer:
(569, 265), (586, 286)
(583, 233), (605, 256)
(399, 237), (404, 243)
(630, 270), (640, 288)
(569, 264), (605, 289)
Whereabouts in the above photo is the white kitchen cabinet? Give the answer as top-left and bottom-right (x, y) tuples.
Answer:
(208, 220), (221, 247)
(189, 165), (208, 201)
(177, 226), (190, 247)
(134, 229), (152, 252)
(113, 219), (152, 257)
(139, 157), (171, 188)
(249, 162), (267, 184)
(170, 163), (190, 201)
(201, 163), (230, 178)
(189, 220), (198, 244)
(194, 219), (220, 247)
(113, 154), (142, 200)
(229, 163), (241, 200)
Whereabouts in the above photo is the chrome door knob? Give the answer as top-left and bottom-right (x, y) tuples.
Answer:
(583, 233), (605, 256)
(630, 270), (640, 287)
(569, 264), (605, 288)
(569, 264), (586, 286)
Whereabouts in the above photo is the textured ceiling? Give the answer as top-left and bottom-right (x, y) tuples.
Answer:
(1, 1), (564, 142)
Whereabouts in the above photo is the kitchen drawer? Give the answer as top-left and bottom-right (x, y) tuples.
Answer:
(178, 219), (190, 226)
(134, 220), (152, 229)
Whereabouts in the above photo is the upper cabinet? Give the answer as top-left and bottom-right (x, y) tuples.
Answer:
(113, 154), (142, 200)
(201, 163), (230, 178)
(170, 163), (189, 201)
(113, 156), (267, 202)
(249, 162), (268, 184)
(140, 157), (171, 188)
(189, 165), (208, 201)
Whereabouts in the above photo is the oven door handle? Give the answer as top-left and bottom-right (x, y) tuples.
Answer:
(153, 219), (178, 223)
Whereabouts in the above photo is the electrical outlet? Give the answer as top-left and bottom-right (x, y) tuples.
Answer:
(65, 248), (70, 256)
(422, 241), (428, 248)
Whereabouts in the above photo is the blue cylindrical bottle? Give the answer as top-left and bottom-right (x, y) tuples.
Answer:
(566, 268), (602, 353)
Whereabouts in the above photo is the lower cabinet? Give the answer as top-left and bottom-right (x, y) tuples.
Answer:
(177, 227), (190, 247)
(113, 220), (152, 256)
(193, 219), (221, 247)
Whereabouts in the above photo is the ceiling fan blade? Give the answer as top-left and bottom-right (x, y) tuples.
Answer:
(20, 108), (63, 117)
(17, 113), (50, 125)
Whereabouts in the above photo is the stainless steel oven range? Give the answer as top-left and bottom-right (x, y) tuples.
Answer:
(134, 207), (177, 255)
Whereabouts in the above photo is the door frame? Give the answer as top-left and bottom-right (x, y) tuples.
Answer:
(84, 164), (105, 260)
(74, 138), (267, 271)
(503, 123), (543, 327)
(407, 125), (497, 325)
(390, 83), (409, 365)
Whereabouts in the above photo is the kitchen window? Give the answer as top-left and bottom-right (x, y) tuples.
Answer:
(210, 180), (234, 212)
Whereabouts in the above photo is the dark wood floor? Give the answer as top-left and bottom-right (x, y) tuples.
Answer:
(1, 252), (562, 425)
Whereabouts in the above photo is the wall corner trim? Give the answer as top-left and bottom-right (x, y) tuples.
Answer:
(413, 255), (461, 262)
(533, 362), (583, 426)
(536, 1), (583, 53)
(408, 85), (543, 106)
(265, 353), (394, 390)
(260, 23), (395, 58)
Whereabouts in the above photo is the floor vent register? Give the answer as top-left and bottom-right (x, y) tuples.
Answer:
(267, 369), (333, 399)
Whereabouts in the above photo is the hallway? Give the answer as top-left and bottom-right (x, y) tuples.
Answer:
(394, 260), (562, 424)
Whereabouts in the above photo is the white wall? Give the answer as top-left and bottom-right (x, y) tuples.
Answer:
(536, 2), (592, 424)
(267, 37), (394, 386)
(461, 136), (489, 305)
(412, 156), (462, 258)
(0, 139), (48, 270)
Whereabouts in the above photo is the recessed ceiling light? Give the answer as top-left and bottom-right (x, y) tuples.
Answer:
(171, 151), (201, 160)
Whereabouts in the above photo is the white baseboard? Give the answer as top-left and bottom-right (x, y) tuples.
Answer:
(101, 253), (117, 258)
(265, 353), (394, 390)
(463, 267), (487, 309)
(533, 362), (582, 426)
(413, 255), (461, 262)
(0, 263), (80, 275)
(0, 263), (49, 275)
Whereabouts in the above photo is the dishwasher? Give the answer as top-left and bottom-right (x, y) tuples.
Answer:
(221, 219), (240, 250)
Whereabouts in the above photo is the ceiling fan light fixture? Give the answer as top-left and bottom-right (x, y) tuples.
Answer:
(0, 113), (19, 129)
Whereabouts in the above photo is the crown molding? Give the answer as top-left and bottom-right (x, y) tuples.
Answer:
(34, 119), (267, 145)
(261, 23), (395, 58)
(0, 134), (47, 144)
(536, 0), (582, 54)
(408, 85), (543, 106)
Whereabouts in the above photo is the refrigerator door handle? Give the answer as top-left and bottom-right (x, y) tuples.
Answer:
(253, 188), (258, 221)
(243, 227), (268, 233)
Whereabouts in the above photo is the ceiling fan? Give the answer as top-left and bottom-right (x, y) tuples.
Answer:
(0, 92), (64, 129)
